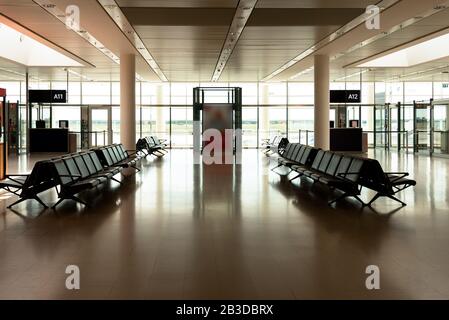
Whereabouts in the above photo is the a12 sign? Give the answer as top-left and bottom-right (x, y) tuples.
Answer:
(330, 90), (361, 103)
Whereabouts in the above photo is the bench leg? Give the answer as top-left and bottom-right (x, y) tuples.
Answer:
(289, 174), (302, 182)
(280, 168), (292, 176)
(329, 193), (365, 206)
(328, 193), (349, 205)
(52, 196), (87, 209)
(7, 197), (27, 209)
(51, 198), (65, 209)
(270, 164), (283, 172)
(367, 193), (406, 207)
(151, 151), (164, 157)
(367, 193), (381, 206)
(387, 195), (407, 206)
(353, 195), (367, 206)
(33, 196), (49, 209)
(111, 177), (123, 185)
(5, 187), (21, 196)
(70, 196), (88, 207)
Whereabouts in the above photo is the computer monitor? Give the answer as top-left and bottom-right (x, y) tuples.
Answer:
(59, 120), (69, 129)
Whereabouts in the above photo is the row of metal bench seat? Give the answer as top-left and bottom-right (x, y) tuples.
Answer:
(96, 144), (141, 172)
(0, 143), (141, 210)
(136, 136), (168, 157)
(272, 143), (416, 207)
(50, 149), (127, 208)
(262, 136), (289, 155)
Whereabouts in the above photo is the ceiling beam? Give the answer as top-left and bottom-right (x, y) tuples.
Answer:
(120, 7), (363, 27)
(261, 0), (400, 82)
(268, 0), (449, 82)
(212, 0), (258, 82)
(98, 0), (168, 81)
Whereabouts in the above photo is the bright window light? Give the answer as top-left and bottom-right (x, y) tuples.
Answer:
(358, 32), (449, 68)
(0, 23), (83, 67)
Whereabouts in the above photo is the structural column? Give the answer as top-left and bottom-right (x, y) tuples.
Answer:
(120, 53), (136, 150)
(155, 84), (166, 135)
(314, 54), (330, 150)
(259, 84), (270, 140)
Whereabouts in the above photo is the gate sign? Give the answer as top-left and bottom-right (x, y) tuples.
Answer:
(330, 90), (361, 103)
(29, 90), (67, 103)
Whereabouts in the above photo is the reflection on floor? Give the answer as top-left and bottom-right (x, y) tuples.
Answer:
(0, 149), (448, 299)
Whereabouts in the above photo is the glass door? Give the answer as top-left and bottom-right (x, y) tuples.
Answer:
(389, 104), (399, 149)
(374, 104), (388, 148)
(30, 103), (51, 128)
(89, 106), (112, 147)
(413, 102), (433, 155)
(346, 105), (361, 128)
(432, 101), (449, 155)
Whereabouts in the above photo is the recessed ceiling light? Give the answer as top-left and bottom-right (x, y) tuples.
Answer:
(98, 0), (167, 81)
(35, 0), (120, 65)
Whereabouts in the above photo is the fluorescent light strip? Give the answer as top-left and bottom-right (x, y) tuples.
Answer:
(65, 67), (144, 82)
(333, 69), (370, 82)
(0, 67), (26, 77)
(0, 67), (43, 81)
(386, 64), (449, 81)
(261, 0), (400, 82)
(211, 0), (258, 82)
(290, 67), (314, 80)
(64, 68), (92, 81)
(97, 0), (168, 82)
(33, 0), (120, 64)
(404, 71), (448, 81)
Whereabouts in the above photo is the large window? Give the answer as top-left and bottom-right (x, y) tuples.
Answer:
(242, 107), (258, 148)
(82, 82), (111, 105)
(171, 106), (193, 148)
(52, 106), (81, 132)
(3, 79), (449, 150)
(404, 82), (432, 104)
(288, 106), (314, 144)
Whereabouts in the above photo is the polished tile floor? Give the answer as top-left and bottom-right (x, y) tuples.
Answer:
(0, 149), (448, 299)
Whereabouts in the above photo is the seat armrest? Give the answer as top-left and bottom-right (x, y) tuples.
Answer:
(4, 176), (28, 185)
(385, 172), (409, 182)
(58, 174), (82, 178)
(337, 172), (360, 183)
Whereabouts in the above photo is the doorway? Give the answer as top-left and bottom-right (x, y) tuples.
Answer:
(413, 101), (434, 155)
(89, 106), (112, 147)
(431, 100), (449, 155)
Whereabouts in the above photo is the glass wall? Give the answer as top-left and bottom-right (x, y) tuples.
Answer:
(1, 80), (449, 150)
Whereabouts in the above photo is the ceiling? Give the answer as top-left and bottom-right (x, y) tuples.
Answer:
(1, 0), (449, 83)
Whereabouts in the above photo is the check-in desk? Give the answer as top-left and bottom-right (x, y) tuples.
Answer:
(330, 128), (366, 153)
(29, 128), (69, 153)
